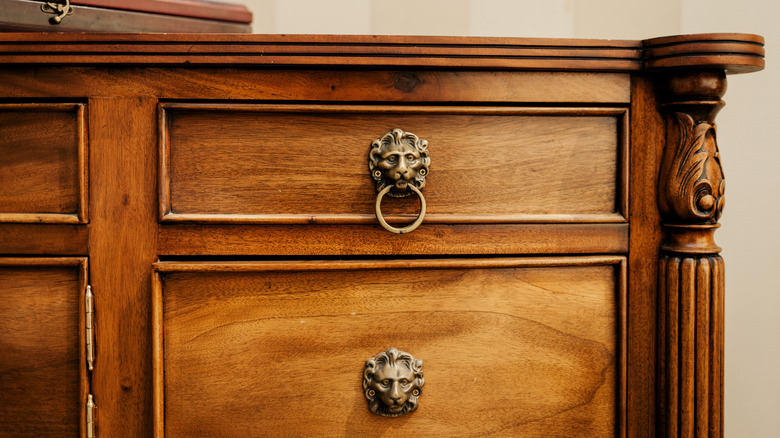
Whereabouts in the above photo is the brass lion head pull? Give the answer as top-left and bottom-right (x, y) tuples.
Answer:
(369, 129), (430, 234)
(363, 348), (424, 417)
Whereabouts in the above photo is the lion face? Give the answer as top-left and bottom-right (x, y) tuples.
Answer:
(363, 348), (424, 417)
(371, 362), (415, 413)
(369, 129), (430, 198)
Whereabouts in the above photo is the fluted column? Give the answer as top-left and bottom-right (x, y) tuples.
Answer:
(656, 70), (727, 438)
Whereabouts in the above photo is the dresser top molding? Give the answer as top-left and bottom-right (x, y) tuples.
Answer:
(0, 32), (763, 73)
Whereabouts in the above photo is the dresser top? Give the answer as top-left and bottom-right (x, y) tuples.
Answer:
(0, 32), (764, 73)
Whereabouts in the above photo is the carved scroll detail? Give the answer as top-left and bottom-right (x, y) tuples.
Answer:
(659, 113), (725, 224)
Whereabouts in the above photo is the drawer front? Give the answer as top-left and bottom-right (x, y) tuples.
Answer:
(0, 104), (87, 223)
(0, 258), (87, 437)
(153, 257), (625, 437)
(160, 104), (626, 224)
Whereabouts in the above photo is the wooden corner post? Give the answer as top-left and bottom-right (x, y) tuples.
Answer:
(644, 34), (765, 437)
(656, 69), (726, 438)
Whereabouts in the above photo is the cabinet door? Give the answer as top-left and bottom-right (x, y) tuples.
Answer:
(153, 257), (625, 437)
(0, 258), (88, 437)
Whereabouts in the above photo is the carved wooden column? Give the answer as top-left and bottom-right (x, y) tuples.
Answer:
(644, 34), (764, 438)
(656, 69), (726, 438)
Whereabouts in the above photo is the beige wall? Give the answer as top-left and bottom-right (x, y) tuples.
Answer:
(229, 0), (780, 435)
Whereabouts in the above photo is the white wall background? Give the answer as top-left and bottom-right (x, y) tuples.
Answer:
(234, 1), (780, 435)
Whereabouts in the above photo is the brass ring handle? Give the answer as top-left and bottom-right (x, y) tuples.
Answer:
(369, 128), (430, 234)
(375, 184), (426, 234)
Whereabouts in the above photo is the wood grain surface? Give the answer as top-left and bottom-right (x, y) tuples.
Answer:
(0, 69), (630, 103)
(643, 33), (764, 74)
(0, 33), (764, 438)
(157, 223), (629, 256)
(0, 33), (763, 74)
(0, 258), (87, 438)
(89, 98), (158, 438)
(0, 33), (641, 69)
(626, 76), (664, 437)
(0, 104), (87, 223)
(154, 257), (625, 437)
(0, 224), (88, 255)
(162, 105), (625, 224)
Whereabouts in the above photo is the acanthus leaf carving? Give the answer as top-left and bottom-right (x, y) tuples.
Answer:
(659, 112), (725, 224)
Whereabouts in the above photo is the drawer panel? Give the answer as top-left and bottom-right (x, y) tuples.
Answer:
(0, 104), (87, 223)
(160, 104), (626, 224)
(153, 257), (625, 437)
(0, 258), (87, 437)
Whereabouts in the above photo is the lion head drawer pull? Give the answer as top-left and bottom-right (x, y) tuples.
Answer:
(369, 129), (430, 234)
(363, 348), (424, 417)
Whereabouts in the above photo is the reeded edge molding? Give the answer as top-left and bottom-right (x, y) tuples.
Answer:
(0, 32), (763, 73)
(643, 33), (765, 74)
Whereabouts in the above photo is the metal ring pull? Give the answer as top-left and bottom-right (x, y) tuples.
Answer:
(369, 129), (430, 234)
(375, 184), (426, 234)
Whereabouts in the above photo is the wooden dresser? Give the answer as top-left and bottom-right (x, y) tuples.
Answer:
(0, 33), (764, 437)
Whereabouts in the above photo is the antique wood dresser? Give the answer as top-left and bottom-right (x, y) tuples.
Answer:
(0, 33), (764, 437)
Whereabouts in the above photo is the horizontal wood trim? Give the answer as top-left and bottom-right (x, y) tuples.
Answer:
(0, 33), (640, 69)
(645, 42), (765, 60)
(0, 256), (87, 266)
(153, 256), (625, 436)
(0, 225), (88, 255)
(161, 104), (630, 115)
(160, 105), (626, 224)
(0, 54), (640, 70)
(153, 255), (626, 272)
(0, 33), (764, 75)
(159, 212), (628, 224)
(0, 43), (639, 59)
(0, 32), (642, 46)
(0, 70), (631, 103)
(157, 223), (629, 256)
(0, 103), (88, 223)
(0, 213), (82, 223)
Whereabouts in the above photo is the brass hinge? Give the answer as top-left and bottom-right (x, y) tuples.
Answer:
(86, 285), (95, 371)
(41, 0), (74, 24)
(87, 394), (96, 438)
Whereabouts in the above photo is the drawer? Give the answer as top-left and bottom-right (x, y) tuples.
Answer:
(0, 258), (88, 437)
(159, 104), (627, 225)
(153, 257), (625, 437)
(0, 104), (88, 223)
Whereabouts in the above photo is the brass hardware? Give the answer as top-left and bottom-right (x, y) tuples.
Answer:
(363, 348), (424, 417)
(85, 285), (95, 371)
(369, 129), (430, 234)
(375, 184), (426, 234)
(41, 0), (74, 24)
(86, 394), (96, 438)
